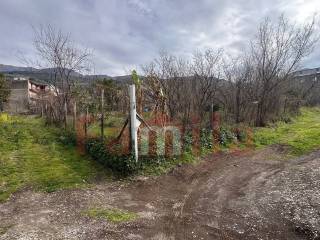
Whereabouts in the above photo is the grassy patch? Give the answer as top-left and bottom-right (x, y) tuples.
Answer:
(138, 152), (197, 176)
(254, 107), (320, 156)
(87, 115), (125, 138)
(0, 115), (110, 202)
(83, 207), (137, 223)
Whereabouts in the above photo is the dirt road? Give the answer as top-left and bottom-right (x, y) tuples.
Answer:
(1, 146), (320, 240)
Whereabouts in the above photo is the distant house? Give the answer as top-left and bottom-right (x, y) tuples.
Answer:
(292, 67), (320, 88)
(4, 78), (54, 113)
(294, 67), (320, 78)
(291, 67), (320, 106)
(13, 76), (28, 81)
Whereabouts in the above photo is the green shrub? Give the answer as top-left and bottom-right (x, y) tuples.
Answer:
(137, 154), (193, 176)
(85, 138), (138, 175)
(183, 131), (193, 152)
(85, 138), (189, 176)
(233, 127), (248, 142)
(200, 128), (213, 150)
(219, 127), (236, 146)
(57, 129), (77, 146)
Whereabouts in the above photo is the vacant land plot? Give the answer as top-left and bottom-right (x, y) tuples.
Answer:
(1, 146), (320, 239)
(1, 109), (320, 239)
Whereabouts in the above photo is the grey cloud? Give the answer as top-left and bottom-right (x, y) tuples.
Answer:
(0, 0), (319, 76)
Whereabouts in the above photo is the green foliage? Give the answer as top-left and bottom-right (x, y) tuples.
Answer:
(254, 107), (320, 155)
(73, 78), (121, 114)
(83, 207), (137, 223)
(200, 128), (213, 150)
(98, 78), (121, 111)
(131, 70), (141, 86)
(182, 126), (250, 156)
(219, 127), (237, 146)
(138, 154), (196, 176)
(56, 128), (77, 146)
(233, 127), (248, 142)
(0, 116), (109, 202)
(183, 131), (194, 152)
(71, 84), (96, 113)
(85, 138), (138, 175)
(85, 136), (198, 176)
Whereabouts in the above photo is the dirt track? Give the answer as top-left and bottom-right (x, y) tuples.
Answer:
(1, 146), (320, 240)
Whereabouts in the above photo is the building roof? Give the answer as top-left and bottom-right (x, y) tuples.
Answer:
(294, 67), (320, 77)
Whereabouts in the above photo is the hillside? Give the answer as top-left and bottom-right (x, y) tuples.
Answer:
(0, 64), (132, 84)
(0, 64), (36, 72)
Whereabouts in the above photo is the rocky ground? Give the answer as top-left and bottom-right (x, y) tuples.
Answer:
(1, 146), (320, 240)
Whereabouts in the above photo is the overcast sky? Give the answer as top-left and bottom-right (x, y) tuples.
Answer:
(0, 0), (319, 76)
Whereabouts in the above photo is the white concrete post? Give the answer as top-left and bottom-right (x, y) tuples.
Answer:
(129, 84), (138, 162)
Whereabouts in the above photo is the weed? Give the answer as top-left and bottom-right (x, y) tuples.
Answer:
(0, 116), (110, 202)
(83, 207), (137, 223)
(254, 107), (320, 156)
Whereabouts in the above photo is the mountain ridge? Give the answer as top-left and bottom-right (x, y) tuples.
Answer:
(0, 64), (133, 83)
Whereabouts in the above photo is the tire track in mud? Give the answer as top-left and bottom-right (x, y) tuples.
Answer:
(2, 147), (320, 240)
(159, 149), (289, 240)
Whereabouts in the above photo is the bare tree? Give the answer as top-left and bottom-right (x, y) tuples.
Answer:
(250, 15), (318, 126)
(191, 49), (223, 121)
(143, 49), (223, 130)
(221, 56), (256, 124)
(33, 24), (91, 125)
(143, 51), (192, 124)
